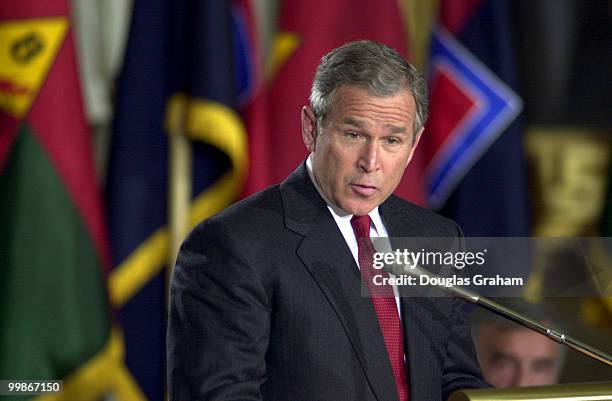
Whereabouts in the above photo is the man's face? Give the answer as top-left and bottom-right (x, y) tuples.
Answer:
(301, 85), (422, 216)
(476, 325), (561, 388)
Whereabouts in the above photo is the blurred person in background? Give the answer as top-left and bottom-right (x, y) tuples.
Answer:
(471, 300), (564, 387)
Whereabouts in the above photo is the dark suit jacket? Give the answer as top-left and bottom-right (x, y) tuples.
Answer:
(167, 164), (486, 401)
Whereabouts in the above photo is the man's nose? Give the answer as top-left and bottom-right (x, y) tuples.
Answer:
(358, 140), (380, 172)
(515, 364), (534, 387)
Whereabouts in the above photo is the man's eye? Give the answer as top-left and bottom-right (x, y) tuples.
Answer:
(345, 132), (360, 139)
(385, 137), (401, 145)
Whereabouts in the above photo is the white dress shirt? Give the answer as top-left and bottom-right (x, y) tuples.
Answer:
(306, 156), (402, 316)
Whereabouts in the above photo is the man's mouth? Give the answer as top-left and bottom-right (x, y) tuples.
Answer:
(350, 184), (378, 196)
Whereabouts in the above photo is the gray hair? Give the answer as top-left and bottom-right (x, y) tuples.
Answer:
(309, 40), (428, 142)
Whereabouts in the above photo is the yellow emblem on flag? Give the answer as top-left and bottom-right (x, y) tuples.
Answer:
(0, 17), (68, 118)
(267, 32), (300, 80)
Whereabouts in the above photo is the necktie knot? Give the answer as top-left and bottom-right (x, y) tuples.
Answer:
(351, 215), (372, 239)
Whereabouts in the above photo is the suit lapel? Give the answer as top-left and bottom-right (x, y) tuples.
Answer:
(381, 197), (441, 398)
(280, 164), (399, 401)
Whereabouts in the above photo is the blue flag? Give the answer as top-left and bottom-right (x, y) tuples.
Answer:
(425, 0), (529, 236)
(106, 1), (253, 399)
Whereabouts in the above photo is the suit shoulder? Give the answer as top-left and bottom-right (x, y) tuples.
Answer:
(189, 184), (285, 240)
(385, 195), (462, 236)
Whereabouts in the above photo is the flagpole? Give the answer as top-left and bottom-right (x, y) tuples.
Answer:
(165, 96), (191, 401)
(402, 0), (439, 71)
(167, 96), (192, 294)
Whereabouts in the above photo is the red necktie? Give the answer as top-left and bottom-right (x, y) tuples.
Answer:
(351, 215), (409, 401)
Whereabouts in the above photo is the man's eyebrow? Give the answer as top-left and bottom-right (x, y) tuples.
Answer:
(533, 358), (555, 367)
(387, 124), (408, 134)
(341, 118), (408, 134)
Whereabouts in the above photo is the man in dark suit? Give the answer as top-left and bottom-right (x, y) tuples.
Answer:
(168, 40), (486, 400)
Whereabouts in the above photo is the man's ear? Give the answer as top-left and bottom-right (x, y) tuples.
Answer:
(405, 126), (425, 167)
(301, 106), (318, 152)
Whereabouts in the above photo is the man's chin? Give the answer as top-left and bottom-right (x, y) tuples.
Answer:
(342, 202), (378, 217)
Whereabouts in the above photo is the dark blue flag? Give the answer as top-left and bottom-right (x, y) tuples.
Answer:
(106, 1), (254, 399)
(432, 0), (529, 236)
(424, 0), (529, 237)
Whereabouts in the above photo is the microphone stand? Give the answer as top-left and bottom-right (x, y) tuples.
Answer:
(400, 265), (612, 368)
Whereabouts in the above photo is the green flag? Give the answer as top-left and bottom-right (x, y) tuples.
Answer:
(0, 2), (111, 400)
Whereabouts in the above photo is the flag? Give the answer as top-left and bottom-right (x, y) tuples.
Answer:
(418, 0), (529, 236)
(106, 1), (254, 399)
(0, 0), (114, 399)
(243, 0), (411, 197)
(598, 158), (612, 316)
(602, 161), (612, 236)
